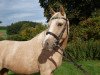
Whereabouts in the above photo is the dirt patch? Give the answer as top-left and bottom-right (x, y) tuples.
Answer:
(0, 32), (3, 36)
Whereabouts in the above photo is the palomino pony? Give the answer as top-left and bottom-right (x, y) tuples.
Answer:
(0, 6), (69, 75)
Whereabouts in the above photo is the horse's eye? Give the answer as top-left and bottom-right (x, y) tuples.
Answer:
(58, 23), (63, 26)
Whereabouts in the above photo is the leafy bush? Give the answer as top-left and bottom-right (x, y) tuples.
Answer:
(92, 9), (100, 17)
(19, 24), (46, 40)
(79, 17), (100, 40)
(7, 34), (25, 41)
(66, 39), (100, 61)
(19, 27), (36, 40)
(69, 17), (100, 41)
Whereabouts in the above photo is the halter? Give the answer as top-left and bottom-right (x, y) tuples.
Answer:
(46, 17), (69, 45)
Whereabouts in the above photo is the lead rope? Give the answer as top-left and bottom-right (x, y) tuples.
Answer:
(56, 44), (91, 75)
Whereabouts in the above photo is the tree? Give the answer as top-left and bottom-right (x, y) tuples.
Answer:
(39, 0), (98, 24)
(19, 24), (47, 40)
(7, 21), (47, 41)
(7, 21), (40, 35)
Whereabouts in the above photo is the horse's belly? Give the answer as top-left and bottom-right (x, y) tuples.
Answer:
(4, 56), (39, 74)
(7, 61), (39, 74)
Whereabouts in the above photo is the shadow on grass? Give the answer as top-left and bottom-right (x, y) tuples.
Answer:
(33, 72), (40, 75)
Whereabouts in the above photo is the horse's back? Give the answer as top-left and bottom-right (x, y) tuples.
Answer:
(0, 40), (17, 53)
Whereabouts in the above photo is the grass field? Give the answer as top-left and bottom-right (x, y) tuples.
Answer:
(0, 30), (7, 39)
(8, 60), (100, 75)
(54, 60), (100, 75)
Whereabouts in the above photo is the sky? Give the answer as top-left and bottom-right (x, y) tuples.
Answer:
(0, 0), (46, 26)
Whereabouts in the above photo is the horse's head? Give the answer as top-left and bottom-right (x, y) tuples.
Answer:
(43, 6), (69, 51)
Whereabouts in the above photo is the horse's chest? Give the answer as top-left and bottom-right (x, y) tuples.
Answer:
(52, 52), (63, 67)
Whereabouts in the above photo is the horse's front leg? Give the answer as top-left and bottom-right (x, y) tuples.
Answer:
(39, 64), (55, 75)
(0, 68), (9, 75)
(40, 70), (53, 75)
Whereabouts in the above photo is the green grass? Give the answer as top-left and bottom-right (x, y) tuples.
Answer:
(8, 60), (100, 75)
(54, 60), (100, 75)
(0, 30), (7, 39)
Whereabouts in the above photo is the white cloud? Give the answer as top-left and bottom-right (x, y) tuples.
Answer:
(7, 13), (34, 19)
(34, 18), (46, 24)
(0, 0), (46, 26)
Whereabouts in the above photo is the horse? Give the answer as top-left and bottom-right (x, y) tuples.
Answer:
(0, 6), (69, 75)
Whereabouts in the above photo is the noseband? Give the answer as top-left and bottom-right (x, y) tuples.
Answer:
(46, 17), (69, 45)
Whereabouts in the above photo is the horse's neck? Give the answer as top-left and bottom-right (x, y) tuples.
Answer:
(60, 28), (68, 51)
(30, 30), (46, 45)
(29, 29), (67, 52)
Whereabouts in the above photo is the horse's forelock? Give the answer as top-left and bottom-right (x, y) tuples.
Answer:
(50, 12), (66, 21)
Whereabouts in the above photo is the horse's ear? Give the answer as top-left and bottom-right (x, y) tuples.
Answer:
(60, 6), (65, 16)
(49, 6), (55, 16)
